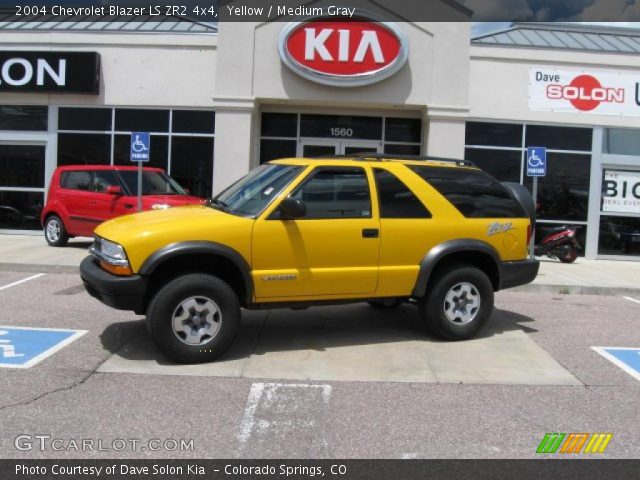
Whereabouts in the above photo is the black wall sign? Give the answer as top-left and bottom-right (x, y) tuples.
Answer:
(0, 51), (100, 94)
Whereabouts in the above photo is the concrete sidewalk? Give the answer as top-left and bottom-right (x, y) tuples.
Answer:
(0, 234), (639, 295)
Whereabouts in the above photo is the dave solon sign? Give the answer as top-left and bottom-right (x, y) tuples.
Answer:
(0, 51), (100, 94)
(529, 67), (640, 117)
(279, 18), (409, 87)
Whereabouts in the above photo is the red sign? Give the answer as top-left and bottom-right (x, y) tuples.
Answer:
(546, 74), (625, 111)
(279, 18), (408, 87)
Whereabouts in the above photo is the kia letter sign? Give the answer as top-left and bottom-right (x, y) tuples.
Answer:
(279, 17), (409, 87)
(529, 67), (640, 117)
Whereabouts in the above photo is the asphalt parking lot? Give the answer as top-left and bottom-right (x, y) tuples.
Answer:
(0, 270), (638, 459)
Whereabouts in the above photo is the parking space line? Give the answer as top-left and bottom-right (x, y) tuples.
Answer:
(592, 347), (640, 382)
(623, 296), (640, 305)
(0, 273), (44, 292)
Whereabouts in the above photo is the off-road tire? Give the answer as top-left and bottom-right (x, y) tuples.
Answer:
(420, 264), (494, 340)
(146, 274), (240, 363)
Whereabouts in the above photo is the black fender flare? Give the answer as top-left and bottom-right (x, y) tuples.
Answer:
(412, 239), (501, 297)
(139, 241), (253, 302)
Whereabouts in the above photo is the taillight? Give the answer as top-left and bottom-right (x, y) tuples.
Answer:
(527, 224), (532, 244)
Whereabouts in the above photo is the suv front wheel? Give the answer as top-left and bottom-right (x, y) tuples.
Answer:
(146, 274), (240, 363)
(420, 265), (494, 340)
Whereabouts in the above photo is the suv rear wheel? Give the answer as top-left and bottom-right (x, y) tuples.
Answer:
(44, 215), (69, 247)
(146, 273), (240, 363)
(420, 264), (493, 340)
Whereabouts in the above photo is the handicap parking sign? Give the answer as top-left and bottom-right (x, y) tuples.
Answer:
(527, 146), (547, 177)
(0, 327), (87, 369)
(592, 347), (640, 382)
(130, 132), (150, 162)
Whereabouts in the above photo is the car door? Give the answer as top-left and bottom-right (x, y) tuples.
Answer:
(91, 170), (136, 222)
(58, 170), (95, 236)
(252, 166), (380, 301)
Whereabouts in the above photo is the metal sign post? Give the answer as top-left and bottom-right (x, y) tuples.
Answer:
(526, 146), (547, 258)
(130, 132), (150, 212)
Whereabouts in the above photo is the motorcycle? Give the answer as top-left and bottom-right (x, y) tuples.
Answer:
(534, 225), (581, 263)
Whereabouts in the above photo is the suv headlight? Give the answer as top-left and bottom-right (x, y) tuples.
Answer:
(90, 237), (132, 276)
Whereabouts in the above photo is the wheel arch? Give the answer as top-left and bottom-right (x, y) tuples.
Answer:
(412, 239), (501, 297)
(139, 241), (253, 309)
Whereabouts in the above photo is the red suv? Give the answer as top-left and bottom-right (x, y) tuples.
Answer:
(41, 165), (204, 246)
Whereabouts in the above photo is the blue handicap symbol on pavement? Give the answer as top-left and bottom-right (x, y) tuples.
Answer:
(593, 347), (640, 382)
(0, 327), (86, 369)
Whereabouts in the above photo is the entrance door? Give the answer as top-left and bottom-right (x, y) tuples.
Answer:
(299, 139), (381, 157)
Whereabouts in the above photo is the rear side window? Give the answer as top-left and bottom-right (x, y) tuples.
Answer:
(409, 166), (526, 218)
(374, 169), (431, 218)
(60, 171), (92, 191)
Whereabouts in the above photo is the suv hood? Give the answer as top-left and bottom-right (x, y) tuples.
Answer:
(141, 194), (204, 207)
(93, 205), (254, 272)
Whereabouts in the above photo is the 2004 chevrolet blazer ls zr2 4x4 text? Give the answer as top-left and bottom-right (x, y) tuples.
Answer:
(80, 154), (539, 363)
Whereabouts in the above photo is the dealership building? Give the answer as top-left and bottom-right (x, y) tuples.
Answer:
(0, 3), (639, 260)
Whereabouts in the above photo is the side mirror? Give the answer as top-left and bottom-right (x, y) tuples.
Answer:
(279, 197), (306, 220)
(106, 185), (122, 195)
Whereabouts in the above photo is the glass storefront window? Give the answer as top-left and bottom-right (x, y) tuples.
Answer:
(300, 114), (383, 140)
(385, 118), (421, 143)
(603, 128), (640, 156)
(465, 148), (521, 183)
(172, 110), (215, 134)
(261, 113), (297, 138)
(115, 109), (169, 132)
(0, 191), (43, 230)
(170, 137), (214, 198)
(465, 122), (522, 148)
(260, 139), (297, 164)
(384, 144), (421, 155)
(57, 134), (110, 166)
(598, 216), (640, 256)
(0, 145), (45, 188)
(0, 105), (47, 131)
(526, 125), (592, 151)
(58, 108), (111, 131)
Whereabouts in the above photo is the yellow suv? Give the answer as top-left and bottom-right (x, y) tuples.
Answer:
(80, 154), (539, 363)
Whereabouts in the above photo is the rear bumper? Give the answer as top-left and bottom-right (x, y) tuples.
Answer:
(80, 256), (146, 313)
(499, 258), (540, 290)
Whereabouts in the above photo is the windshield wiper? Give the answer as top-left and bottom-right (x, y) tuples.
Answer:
(207, 198), (230, 212)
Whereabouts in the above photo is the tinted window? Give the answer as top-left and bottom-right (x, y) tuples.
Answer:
(115, 109), (169, 132)
(0, 145), (45, 188)
(526, 125), (592, 151)
(0, 105), (47, 131)
(261, 113), (297, 137)
(93, 170), (120, 193)
(374, 169), (430, 218)
(599, 216), (640, 256)
(604, 128), (640, 155)
(57, 134), (110, 166)
(260, 139), (297, 164)
(410, 166), (526, 218)
(0, 191), (43, 230)
(58, 108), (111, 131)
(385, 118), (421, 143)
(170, 137), (214, 198)
(384, 144), (421, 156)
(117, 171), (186, 196)
(61, 171), (92, 191)
(466, 122), (522, 148)
(113, 134), (168, 171)
(172, 110), (215, 134)
(292, 168), (371, 219)
(465, 148), (522, 183)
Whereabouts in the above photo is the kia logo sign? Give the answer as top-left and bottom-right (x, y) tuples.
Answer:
(279, 17), (409, 87)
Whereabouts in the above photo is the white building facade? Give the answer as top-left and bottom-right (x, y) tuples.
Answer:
(0, 10), (639, 260)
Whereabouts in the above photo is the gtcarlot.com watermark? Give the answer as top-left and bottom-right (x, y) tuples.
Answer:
(15, 434), (194, 452)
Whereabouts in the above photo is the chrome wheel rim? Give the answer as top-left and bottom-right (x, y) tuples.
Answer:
(46, 219), (61, 242)
(171, 296), (222, 346)
(443, 282), (481, 325)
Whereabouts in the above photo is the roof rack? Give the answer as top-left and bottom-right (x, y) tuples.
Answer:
(349, 153), (476, 167)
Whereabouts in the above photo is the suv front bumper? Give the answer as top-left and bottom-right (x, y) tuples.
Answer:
(499, 259), (540, 290)
(80, 256), (146, 313)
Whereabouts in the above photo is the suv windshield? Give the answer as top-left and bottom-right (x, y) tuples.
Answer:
(118, 171), (187, 196)
(210, 164), (303, 217)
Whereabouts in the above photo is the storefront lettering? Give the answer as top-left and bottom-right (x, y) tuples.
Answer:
(0, 57), (65, 86)
(603, 180), (640, 199)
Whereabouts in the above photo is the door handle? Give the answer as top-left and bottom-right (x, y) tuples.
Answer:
(362, 228), (379, 238)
